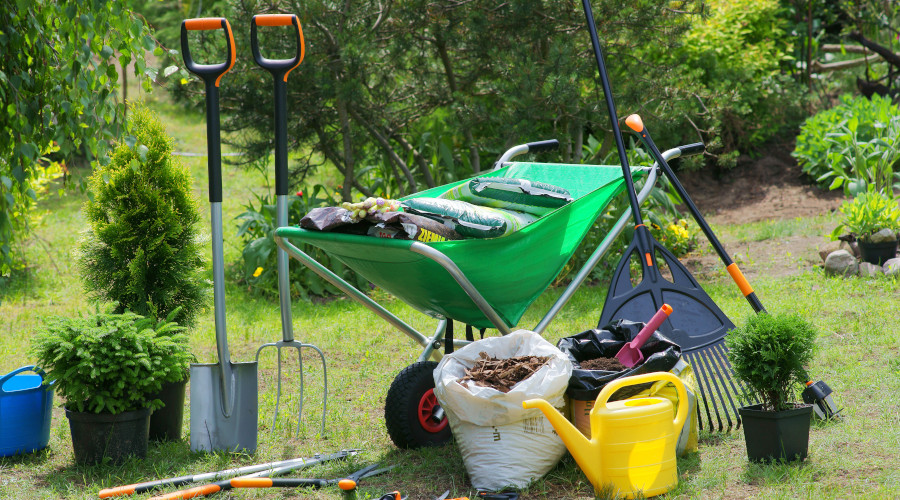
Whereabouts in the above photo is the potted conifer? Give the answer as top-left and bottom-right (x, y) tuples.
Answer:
(29, 311), (193, 465)
(78, 103), (206, 440)
(727, 313), (817, 463)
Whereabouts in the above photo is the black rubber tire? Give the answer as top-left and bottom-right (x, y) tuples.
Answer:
(384, 360), (452, 449)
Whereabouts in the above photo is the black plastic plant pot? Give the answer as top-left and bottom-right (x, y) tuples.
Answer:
(66, 407), (151, 465)
(148, 378), (187, 442)
(738, 403), (813, 463)
(857, 239), (898, 266)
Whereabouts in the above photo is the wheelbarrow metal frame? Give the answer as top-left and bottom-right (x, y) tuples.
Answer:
(273, 145), (688, 363)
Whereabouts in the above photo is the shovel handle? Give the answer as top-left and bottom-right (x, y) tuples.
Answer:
(251, 14), (305, 82)
(629, 303), (672, 349)
(180, 18), (236, 88)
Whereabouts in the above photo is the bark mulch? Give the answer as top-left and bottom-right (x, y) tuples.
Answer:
(458, 352), (551, 393)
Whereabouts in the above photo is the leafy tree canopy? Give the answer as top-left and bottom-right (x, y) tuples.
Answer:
(0, 0), (156, 275)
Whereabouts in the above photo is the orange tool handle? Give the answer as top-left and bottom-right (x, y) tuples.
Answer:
(726, 263), (754, 297)
(250, 13), (305, 82)
(180, 18), (236, 87)
(254, 14), (295, 26)
(183, 18), (227, 31)
(98, 485), (136, 498)
(229, 478), (274, 488)
(148, 484), (221, 500)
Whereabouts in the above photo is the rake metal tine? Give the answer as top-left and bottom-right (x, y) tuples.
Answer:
(708, 343), (744, 427)
(702, 347), (735, 430)
(684, 351), (715, 432)
(702, 345), (735, 430)
(690, 349), (725, 432)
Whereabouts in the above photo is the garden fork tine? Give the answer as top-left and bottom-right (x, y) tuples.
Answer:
(250, 13), (327, 435)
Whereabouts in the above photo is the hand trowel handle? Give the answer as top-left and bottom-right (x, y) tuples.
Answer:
(630, 303), (672, 350)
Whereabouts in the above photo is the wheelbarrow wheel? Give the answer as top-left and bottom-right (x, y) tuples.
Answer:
(385, 360), (451, 449)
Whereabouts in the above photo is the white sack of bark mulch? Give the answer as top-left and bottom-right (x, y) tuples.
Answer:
(433, 330), (573, 490)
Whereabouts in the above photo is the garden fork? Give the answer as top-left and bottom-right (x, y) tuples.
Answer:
(250, 13), (327, 436)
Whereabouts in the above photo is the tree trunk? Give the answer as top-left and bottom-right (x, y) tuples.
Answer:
(337, 99), (355, 202)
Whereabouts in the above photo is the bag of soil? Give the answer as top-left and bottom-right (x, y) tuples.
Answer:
(433, 330), (572, 490)
(557, 320), (699, 455)
(365, 211), (462, 242)
(557, 319), (681, 402)
(401, 198), (536, 238)
(440, 177), (573, 216)
(300, 207), (462, 242)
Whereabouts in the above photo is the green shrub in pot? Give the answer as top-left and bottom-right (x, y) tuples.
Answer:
(831, 189), (900, 244)
(29, 310), (194, 463)
(726, 313), (817, 462)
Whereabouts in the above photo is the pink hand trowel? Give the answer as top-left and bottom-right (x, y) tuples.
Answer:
(615, 304), (673, 368)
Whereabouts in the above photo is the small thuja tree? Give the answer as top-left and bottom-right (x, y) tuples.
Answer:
(78, 103), (207, 327)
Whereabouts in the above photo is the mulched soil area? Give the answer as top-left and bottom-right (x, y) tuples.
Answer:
(578, 356), (625, 371)
(458, 352), (550, 393)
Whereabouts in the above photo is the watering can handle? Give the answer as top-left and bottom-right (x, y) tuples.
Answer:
(0, 366), (47, 393)
(596, 372), (688, 430)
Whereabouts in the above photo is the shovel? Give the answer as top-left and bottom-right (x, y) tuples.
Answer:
(614, 303), (672, 368)
(181, 17), (258, 453)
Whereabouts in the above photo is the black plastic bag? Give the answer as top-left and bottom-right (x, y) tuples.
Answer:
(556, 319), (682, 401)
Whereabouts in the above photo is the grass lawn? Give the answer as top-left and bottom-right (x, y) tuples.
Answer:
(1, 89), (899, 500)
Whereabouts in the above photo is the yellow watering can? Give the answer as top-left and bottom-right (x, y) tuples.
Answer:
(523, 372), (687, 499)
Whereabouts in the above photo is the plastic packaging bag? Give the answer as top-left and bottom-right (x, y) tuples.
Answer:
(441, 177), (573, 216)
(433, 330), (573, 490)
(402, 198), (536, 238)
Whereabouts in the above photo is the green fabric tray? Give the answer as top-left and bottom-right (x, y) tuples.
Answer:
(276, 162), (641, 329)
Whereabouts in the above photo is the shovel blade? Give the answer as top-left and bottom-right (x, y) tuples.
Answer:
(190, 361), (258, 453)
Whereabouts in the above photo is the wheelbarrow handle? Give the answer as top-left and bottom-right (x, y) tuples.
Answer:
(180, 18), (236, 88)
(525, 139), (559, 153)
(250, 14), (305, 82)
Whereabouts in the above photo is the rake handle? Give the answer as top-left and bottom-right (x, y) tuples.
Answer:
(581, 0), (642, 223)
(624, 114), (766, 313)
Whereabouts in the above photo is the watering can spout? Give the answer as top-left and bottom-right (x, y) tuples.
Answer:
(522, 399), (602, 483)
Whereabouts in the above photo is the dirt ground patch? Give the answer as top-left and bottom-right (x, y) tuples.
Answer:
(675, 141), (846, 280)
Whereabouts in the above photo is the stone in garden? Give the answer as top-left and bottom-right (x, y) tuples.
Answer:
(818, 240), (856, 263)
(867, 229), (898, 244)
(858, 262), (883, 277)
(884, 258), (900, 277)
(824, 250), (858, 277)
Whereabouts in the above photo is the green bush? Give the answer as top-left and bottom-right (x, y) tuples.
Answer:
(78, 104), (207, 327)
(726, 313), (817, 411)
(679, 0), (807, 160)
(235, 185), (370, 299)
(29, 311), (194, 414)
(793, 93), (900, 196)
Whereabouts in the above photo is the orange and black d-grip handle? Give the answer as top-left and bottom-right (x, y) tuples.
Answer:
(250, 14), (304, 82)
(180, 18), (236, 88)
(181, 17), (234, 203)
(624, 113), (766, 314)
(251, 13), (304, 197)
